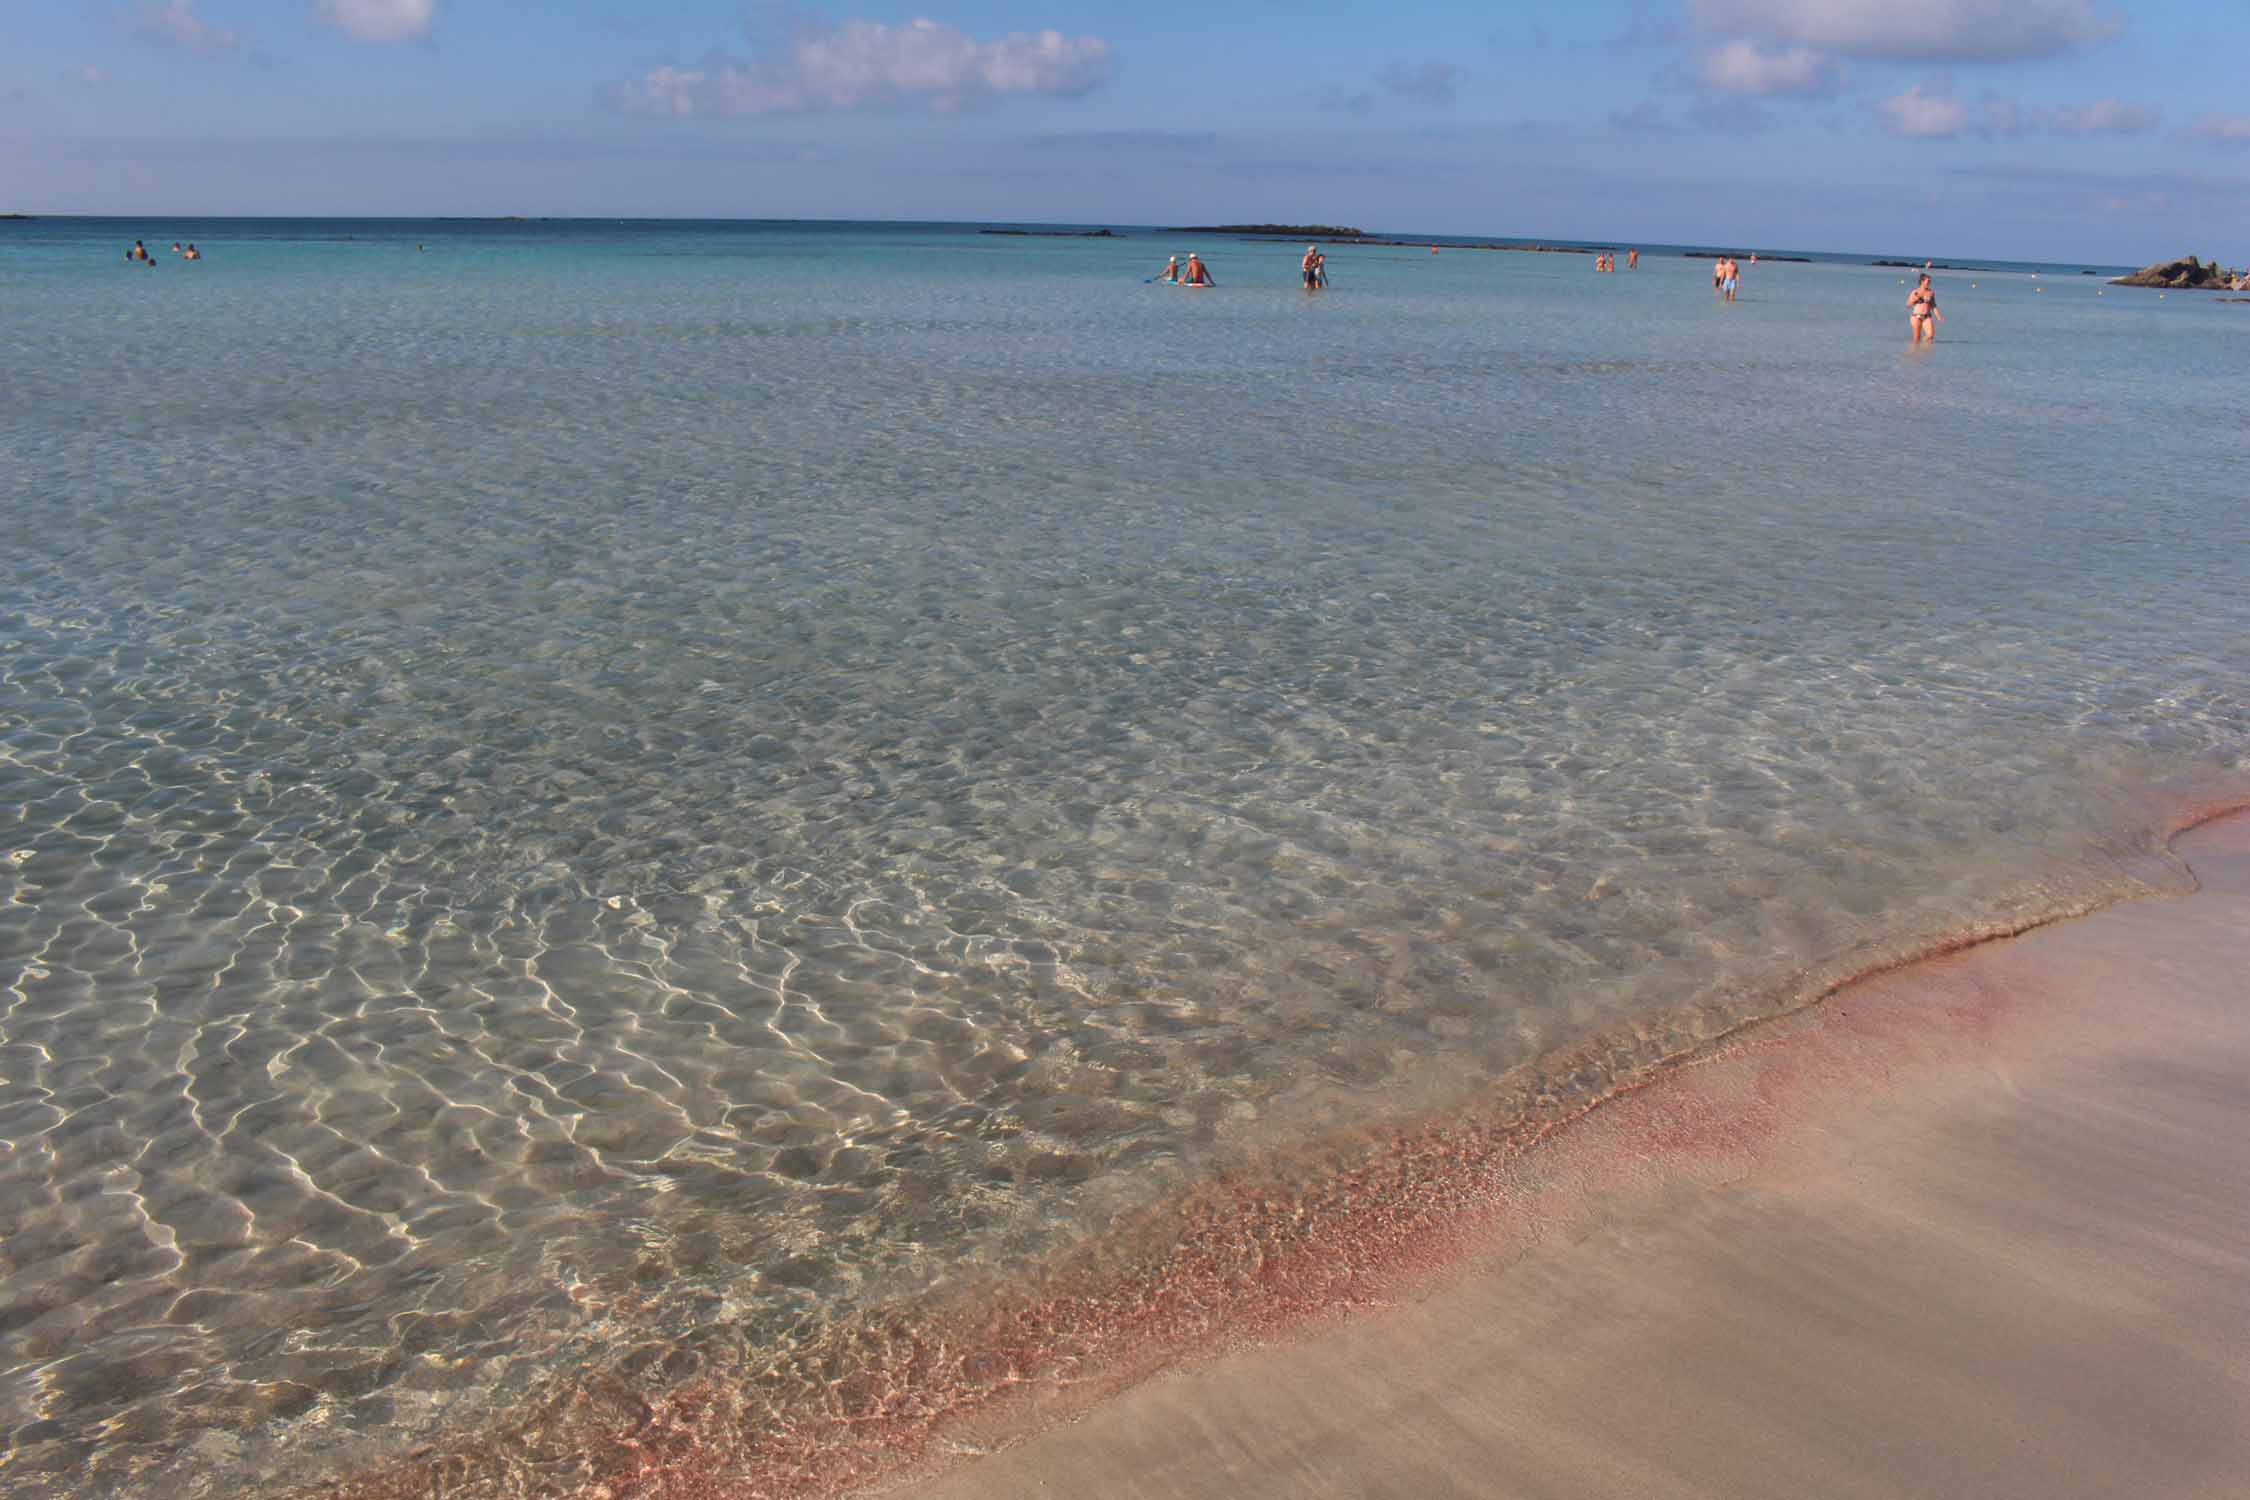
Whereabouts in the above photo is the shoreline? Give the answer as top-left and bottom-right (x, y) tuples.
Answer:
(904, 807), (2250, 1498)
(282, 797), (2250, 1500)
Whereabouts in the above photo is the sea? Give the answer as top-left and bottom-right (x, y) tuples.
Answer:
(3, 217), (2247, 1497)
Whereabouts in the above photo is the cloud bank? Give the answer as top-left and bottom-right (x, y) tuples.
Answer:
(2188, 112), (2250, 143)
(315, 0), (436, 44)
(1690, 0), (2114, 64)
(1878, 84), (2159, 139)
(615, 16), (1112, 118)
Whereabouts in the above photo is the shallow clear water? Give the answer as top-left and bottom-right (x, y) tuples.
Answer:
(3, 219), (2247, 1495)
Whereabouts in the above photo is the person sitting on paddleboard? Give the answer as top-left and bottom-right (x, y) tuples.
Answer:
(1157, 254), (1180, 283)
(1182, 252), (1213, 286)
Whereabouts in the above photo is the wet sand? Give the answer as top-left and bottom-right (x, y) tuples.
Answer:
(904, 812), (2250, 1500)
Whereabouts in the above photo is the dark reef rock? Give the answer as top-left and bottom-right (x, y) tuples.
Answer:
(979, 228), (1116, 237)
(1173, 224), (1365, 237)
(2111, 255), (2245, 290)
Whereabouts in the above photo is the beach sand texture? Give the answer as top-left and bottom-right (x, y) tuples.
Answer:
(906, 812), (2250, 1500)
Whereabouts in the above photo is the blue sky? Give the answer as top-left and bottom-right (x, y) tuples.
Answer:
(5, 1), (2246, 260)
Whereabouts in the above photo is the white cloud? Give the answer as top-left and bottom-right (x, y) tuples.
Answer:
(1690, 0), (2113, 63)
(615, 17), (1112, 118)
(1697, 39), (1841, 97)
(137, 0), (240, 53)
(1955, 91), (2160, 138)
(1877, 83), (1968, 137)
(2185, 111), (2250, 142)
(315, 0), (435, 44)
(2052, 97), (2156, 134)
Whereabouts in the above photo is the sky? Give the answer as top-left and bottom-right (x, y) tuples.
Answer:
(4, 1), (2247, 260)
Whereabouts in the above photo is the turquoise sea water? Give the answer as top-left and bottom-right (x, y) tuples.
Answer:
(3, 218), (2247, 1495)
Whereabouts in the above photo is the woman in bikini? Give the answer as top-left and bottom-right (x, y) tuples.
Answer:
(1908, 274), (1941, 343)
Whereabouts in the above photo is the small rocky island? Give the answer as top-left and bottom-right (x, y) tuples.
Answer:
(1173, 224), (1365, 238)
(2111, 254), (2246, 290)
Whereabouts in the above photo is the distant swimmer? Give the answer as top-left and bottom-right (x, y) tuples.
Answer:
(1181, 251), (1214, 287)
(1908, 273), (1942, 343)
(183, 243), (201, 260)
(1155, 254), (1180, 284)
(1627, 248), (1638, 269)
(170, 242), (183, 255)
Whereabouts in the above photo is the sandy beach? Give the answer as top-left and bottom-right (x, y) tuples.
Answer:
(904, 811), (2250, 1500)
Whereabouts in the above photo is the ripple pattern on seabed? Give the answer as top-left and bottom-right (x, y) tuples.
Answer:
(1, 224), (2248, 1494)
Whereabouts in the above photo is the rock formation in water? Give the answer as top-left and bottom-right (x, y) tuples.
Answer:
(2110, 255), (2246, 290)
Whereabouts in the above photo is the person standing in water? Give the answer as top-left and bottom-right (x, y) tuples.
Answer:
(1908, 273), (1942, 343)
(1720, 255), (1740, 302)
(1303, 244), (1320, 289)
(1627, 248), (1638, 269)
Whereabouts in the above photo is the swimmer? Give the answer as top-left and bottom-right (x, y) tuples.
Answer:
(170, 242), (183, 255)
(183, 243), (200, 260)
(1155, 254), (1180, 284)
(1182, 252), (1214, 287)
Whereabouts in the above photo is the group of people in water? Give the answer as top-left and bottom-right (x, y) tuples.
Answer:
(1711, 254), (1745, 302)
(1152, 251), (1217, 287)
(123, 238), (201, 264)
(118, 233), (1943, 340)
